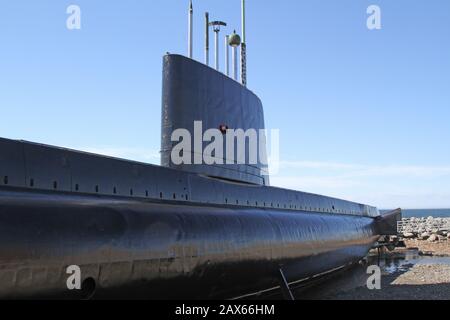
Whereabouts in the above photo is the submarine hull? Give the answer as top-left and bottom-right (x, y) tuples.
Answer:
(0, 54), (396, 299)
(0, 187), (379, 299)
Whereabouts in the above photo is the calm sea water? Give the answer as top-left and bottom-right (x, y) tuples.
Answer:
(382, 209), (450, 218)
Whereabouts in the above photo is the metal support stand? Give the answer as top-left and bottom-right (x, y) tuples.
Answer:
(377, 246), (382, 265)
(278, 268), (295, 301)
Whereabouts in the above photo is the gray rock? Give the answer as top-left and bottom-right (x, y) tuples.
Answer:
(403, 232), (415, 239)
(420, 232), (430, 240)
(428, 234), (439, 242)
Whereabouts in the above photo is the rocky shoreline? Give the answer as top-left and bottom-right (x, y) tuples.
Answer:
(398, 217), (450, 242)
(398, 216), (450, 256)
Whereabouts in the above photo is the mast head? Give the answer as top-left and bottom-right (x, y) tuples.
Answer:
(209, 21), (227, 32)
(228, 31), (241, 47)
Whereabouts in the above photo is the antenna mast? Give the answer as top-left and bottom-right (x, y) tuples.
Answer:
(241, 0), (247, 86)
(228, 31), (241, 81)
(225, 35), (230, 76)
(209, 21), (227, 71)
(188, 0), (193, 59)
(205, 12), (210, 65)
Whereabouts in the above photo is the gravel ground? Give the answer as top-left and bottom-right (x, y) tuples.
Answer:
(321, 263), (450, 300)
(293, 244), (450, 300)
(405, 239), (450, 256)
(391, 264), (450, 285)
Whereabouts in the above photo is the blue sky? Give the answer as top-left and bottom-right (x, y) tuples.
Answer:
(1, 0), (449, 209)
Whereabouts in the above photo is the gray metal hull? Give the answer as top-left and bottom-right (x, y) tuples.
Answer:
(0, 187), (379, 299)
(0, 53), (392, 299)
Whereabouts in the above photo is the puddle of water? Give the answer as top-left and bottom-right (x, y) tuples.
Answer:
(372, 249), (450, 275)
(415, 257), (450, 265)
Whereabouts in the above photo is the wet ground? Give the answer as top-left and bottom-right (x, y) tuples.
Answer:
(293, 249), (450, 300)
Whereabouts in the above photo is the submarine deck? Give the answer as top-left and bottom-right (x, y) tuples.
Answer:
(0, 137), (379, 218)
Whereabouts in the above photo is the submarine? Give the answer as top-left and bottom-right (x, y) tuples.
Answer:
(0, 1), (401, 300)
